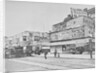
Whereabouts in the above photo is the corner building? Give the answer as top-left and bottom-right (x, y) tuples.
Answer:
(49, 16), (95, 54)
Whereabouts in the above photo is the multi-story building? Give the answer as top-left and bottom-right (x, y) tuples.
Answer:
(49, 7), (95, 53)
(4, 36), (12, 48)
(5, 31), (50, 50)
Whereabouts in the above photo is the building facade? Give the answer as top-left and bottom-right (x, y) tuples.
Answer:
(49, 7), (95, 53)
(5, 31), (50, 50)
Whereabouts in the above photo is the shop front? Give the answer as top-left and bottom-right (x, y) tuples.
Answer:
(50, 38), (95, 54)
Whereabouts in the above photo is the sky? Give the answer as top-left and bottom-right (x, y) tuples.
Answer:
(5, 0), (94, 36)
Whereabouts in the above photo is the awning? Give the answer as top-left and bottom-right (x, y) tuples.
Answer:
(50, 38), (93, 46)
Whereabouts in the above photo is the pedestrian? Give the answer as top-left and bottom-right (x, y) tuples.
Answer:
(23, 46), (26, 56)
(54, 49), (57, 58)
(58, 53), (60, 58)
(90, 50), (93, 59)
(89, 39), (93, 59)
(44, 51), (48, 59)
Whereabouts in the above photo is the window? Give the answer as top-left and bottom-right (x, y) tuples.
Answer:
(62, 45), (66, 51)
(23, 36), (27, 41)
(34, 36), (40, 41)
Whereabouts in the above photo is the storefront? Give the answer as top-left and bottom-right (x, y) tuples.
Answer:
(50, 38), (95, 54)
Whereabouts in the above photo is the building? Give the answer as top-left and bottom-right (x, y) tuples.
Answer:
(87, 7), (95, 19)
(49, 8), (95, 54)
(4, 36), (12, 48)
(5, 31), (50, 50)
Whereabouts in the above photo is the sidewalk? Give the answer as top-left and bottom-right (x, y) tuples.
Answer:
(36, 53), (95, 59)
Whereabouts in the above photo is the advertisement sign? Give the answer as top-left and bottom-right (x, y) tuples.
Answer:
(70, 8), (87, 18)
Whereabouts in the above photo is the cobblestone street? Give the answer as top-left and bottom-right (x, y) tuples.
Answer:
(5, 54), (95, 72)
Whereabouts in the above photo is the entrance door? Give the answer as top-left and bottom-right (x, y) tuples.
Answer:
(62, 45), (66, 53)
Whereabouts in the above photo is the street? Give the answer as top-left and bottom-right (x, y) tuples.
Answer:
(5, 54), (95, 72)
